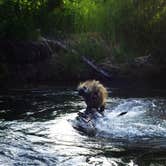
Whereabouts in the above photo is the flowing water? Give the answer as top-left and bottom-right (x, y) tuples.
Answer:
(0, 87), (166, 166)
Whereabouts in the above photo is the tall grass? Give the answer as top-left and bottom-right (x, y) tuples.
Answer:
(0, 0), (64, 40)
(0, 0), (165, 59)
(64, 0), (166, 59)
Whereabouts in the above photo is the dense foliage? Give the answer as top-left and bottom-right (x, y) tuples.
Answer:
(64, 0), (166, 58)
(0, 0), (63, 39)
(0, 0), (165, 57)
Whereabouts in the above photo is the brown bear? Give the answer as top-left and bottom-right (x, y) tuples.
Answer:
(77, 80), (108, 120)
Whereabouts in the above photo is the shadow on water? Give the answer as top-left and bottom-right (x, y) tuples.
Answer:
(0, 88), (79, 121)
(0, 87), (166, 165)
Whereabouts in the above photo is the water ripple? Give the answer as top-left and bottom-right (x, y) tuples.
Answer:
(0, 89), (165, 165)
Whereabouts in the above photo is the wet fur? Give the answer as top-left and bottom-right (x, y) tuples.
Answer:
(78, 80), (108, 112)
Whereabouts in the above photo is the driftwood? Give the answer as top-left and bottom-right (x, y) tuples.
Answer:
(81, 56), (112, 79)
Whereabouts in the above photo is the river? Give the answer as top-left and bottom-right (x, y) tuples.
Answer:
(0, 87), (166, 165)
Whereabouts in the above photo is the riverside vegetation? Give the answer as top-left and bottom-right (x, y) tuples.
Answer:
(0, 0), (165, 87)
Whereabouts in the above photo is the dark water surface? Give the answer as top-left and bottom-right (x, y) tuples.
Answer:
(0, 87), (166, 166)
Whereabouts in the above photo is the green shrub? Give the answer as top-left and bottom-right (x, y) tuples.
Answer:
(64, 0), (166, 59)
(0, 0), (63, 40)
(72, 33), (109, 62)
(0, 0), (165, 61)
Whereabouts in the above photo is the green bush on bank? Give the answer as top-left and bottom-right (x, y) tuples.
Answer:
(0, 0), (165, 60)
(72, 33), (109, 62)
(64, 0), (166, 60)
(0, 0), (64, 40)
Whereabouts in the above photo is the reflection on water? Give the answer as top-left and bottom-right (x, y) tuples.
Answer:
(0, 88), (166, 165)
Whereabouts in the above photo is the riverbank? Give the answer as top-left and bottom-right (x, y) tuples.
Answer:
(0, 37), (166, 90)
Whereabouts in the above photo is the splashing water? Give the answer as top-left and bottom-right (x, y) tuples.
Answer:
(95, 99), (166, 140)
(72, 98), (166, 141)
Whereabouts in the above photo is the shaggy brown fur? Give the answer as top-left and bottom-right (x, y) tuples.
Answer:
(78, 80), (108, 114)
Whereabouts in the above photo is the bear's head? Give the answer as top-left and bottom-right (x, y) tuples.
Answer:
(78, 80), (108, 109)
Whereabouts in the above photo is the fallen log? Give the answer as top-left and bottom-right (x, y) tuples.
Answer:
(41, 38), (112, 80)
(81, 56), (112, 80)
